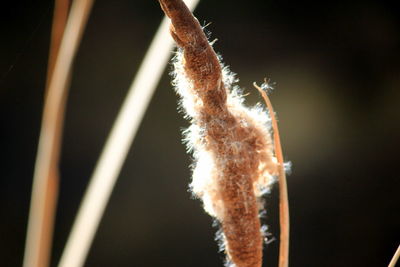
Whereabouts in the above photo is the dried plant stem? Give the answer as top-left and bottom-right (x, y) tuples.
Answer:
(45, 0), (71, 90)
(24, 0), (94, 265)
(254, 83), (290, 267)
(57, 1), (199, 267)
(388, 244), (400, 267)
(22, 1), (77, 267)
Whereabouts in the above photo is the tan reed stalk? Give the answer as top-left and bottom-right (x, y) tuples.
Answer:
(254, 82), (290, 267)
(57, 1), (199, 267)
(24, 1), (71, 266)
(158, 1), (289, 266)
(23, 0), (94, 267)
(45, 0), (71, 90)
(388, 244), (400, 267)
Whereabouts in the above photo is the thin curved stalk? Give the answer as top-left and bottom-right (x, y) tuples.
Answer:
(388, 244), (400, 267)
(45, 0), (71, 90)
(22, 0), (94, 267)
(254, 82), (290, 267)
(57, 1), (199, 267)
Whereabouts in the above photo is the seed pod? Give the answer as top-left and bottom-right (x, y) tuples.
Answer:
(158, 1), (279, 266)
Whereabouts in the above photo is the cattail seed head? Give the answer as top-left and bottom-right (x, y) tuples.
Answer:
(173, 49), (278, 267)
(159, 1), (280, 266)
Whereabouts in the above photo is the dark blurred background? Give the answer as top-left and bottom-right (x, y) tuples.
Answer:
(1, 0), (399, 266)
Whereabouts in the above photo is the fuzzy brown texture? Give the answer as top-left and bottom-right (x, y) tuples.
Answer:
(159, 0), (226, 115)
(158, 1), (278, 267)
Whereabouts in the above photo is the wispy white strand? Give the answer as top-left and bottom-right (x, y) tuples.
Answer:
(58, 1), (200, 267)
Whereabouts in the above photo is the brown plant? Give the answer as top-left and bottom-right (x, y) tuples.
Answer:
(158, 1), (289, 267)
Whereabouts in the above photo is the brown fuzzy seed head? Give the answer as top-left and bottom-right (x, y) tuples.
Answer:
(158, 1), (279, 267)
(204, 110), (275, 267)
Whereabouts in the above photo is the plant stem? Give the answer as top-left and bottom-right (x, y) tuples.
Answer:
(46, 0), (71, 90)
(57, 1), (199, 267)
(24, 0), (94, 264)
(22, 1), (71, 267)
(254, 83), (290, 267)
(388, 244), (400, 267)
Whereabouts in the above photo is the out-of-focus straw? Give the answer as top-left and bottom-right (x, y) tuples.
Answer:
(388, 244), (400, 267)
(23, 0), (94, 267)
(57, 1), (200, 267)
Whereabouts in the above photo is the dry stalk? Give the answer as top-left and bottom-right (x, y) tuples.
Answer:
(23, 0), (94, 266)
(158, 1), (289, 267)
(22, 1), (70, 267)
(57, 1), (199, 267)
(45, 0), (71, 90)
(254, 82), (290, 267)
(388, 244), (400, 267)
